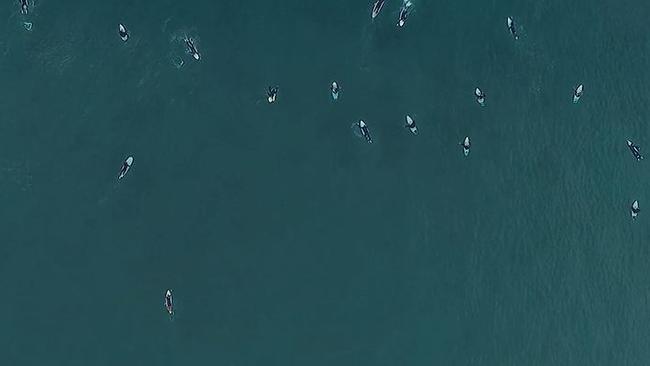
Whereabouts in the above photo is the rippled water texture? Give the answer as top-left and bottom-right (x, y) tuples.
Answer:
(1, 0), (649, 365)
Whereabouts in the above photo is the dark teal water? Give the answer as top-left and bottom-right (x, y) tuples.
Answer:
(2, 0), (650, 364)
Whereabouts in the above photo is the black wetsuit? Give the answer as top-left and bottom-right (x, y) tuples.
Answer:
(509, 22), (518, 39)
(373, 1), (385, 14)
(20, 0), (28, 14)
(186, 39), (197, 55)
(360, 124), (372, 143)
(630, 145), (643, 161)
(399, 8), (408, 24)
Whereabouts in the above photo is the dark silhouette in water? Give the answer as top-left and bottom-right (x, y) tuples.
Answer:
(460, 136), (471, 156)
(631, 200), (640, 219)
(627, 140), (643, 161)
(20, 0), (28, 14)
(358, 120), (373, 143)
(164, 289), (174, 317)
(371, 0), (385, 19)
(507, 17), (519, 40)
(118, 24), (129, 41)
(397, 5), (410, 27)
(118, 156), (133, 180)
(267, 86), (279, 103)
(185, 38), (200, 60)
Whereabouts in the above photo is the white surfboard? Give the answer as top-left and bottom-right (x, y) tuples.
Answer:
(406, 115), (417, 134)
(164, 289), (174, 315)
(371, 0), (385, 19)
(462, 137), (471, 156)
(507, 17), (518, 39)
(118, 156), (133, 180)
(573, 84), (583, 103)
(358, 120), (373, 143)
(118, 24), (129, 41)
(475, 87), (485, 106)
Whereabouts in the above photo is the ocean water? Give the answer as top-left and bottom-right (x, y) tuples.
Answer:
(1, 0), (650, 364)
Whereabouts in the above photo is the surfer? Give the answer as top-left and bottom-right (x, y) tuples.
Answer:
(164, 289), (174, 316)
(405, 115), (417, 134)
(397, 3), (410, 27)
(474, 87), (486, 106)
(630, 200), (641, 219)
(185, 38), (200, 60)
(627, 140), (643, 161)
(461, 137), (471, 156)
(267, 86), (278, 103)
(358, 120), (373, 143)
(371, 0), (385, 19)
(573, 84), (583, 103)
(118, 156), (133, 180)
(20, 0), (28, 14)
(118, 24), (129, 42)
(631, 200), (640, 219)
(507, 17), (519, 40)
(331, 81), (340, 100)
